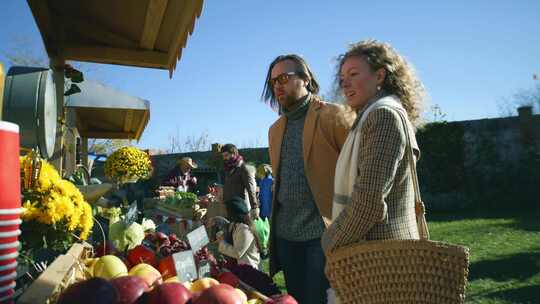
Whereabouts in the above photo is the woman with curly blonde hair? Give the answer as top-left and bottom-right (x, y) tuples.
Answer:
(321, 39), (426, 255)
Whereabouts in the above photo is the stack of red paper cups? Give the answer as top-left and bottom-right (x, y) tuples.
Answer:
(0, 121), (21, 304)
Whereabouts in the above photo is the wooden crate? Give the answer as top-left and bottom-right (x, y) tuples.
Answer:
(18, 243), (93, 304)
(155, 202), (194, 219)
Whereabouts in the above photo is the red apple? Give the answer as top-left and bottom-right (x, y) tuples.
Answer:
(193, 284), (244, 304)
(155, 231), (168, 242)
(169, 234), (178, 242)
(191, 291), (202, 303)
(57, 278), (119, 304)
(111, 275), (148, 304)
(266, 294), (298, 304)
(128, 245), (157, 267)
(216, 272), (239, 288)
(146, 282), (192, 304)
(157, 256), (177, 280)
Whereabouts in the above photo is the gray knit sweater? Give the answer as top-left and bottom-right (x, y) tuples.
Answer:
(275, 105), (326, 241)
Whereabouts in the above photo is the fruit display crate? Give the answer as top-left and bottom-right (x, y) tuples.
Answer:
(144, 207), (205, 240)
(18, 243), (93, 304)
(155, 201), (195, 219)
(16, 241), (289, 303)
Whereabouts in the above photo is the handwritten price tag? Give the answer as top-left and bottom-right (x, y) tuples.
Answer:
(187, 225), (209, 253)
(172, 250), (197, 282)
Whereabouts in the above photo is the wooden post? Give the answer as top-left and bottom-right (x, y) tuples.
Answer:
(64, 107), (78, 177)
(81, 137), (89, 171)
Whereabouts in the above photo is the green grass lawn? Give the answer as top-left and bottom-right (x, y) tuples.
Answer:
(429, 209), (540, 304)
(264, 208), (540, 303)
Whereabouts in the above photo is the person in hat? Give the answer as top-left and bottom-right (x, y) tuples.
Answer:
(216, 196), (261, 269)
(162, 157), (198, 192)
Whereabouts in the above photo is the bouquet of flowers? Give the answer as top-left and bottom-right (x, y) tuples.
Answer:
(104, 147), (152, 183)
(20, 153), (94, 254)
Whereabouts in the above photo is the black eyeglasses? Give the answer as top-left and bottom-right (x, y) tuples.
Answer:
(269, 72), (298, 87)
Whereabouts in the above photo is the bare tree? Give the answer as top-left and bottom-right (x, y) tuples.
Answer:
(498, 76), (540, 117)
(427, 104), (448, 123)
(88, 139), (132, 155)
(3, 37), (49, 67)
(240, 137), (266, 149)
(184, 130), (210, 152)
(167, 128), (211, 153)
(168, 126), (183, 153)
(4, 36), (102, 78)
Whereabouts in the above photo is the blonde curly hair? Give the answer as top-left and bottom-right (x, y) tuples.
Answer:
(337, 39), (425, 125)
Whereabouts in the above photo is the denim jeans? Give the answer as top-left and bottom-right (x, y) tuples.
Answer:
(276, 237), (330, 304)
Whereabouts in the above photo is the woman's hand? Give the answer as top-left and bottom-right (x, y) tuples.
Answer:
(321, 225), (335, 257)
(215, 230), (225, 243)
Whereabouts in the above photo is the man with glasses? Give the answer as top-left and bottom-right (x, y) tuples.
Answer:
(262, 54), (355, 303)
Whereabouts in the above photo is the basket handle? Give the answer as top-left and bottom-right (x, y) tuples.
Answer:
(395, 110), (430, 240)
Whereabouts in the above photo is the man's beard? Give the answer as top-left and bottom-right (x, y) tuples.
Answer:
(279, 93), (302, 111)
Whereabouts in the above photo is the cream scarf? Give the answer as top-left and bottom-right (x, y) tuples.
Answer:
(332, 95), (408, 220)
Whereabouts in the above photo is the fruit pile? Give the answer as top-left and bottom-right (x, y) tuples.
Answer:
(56, 275), (296, 304)
(144, 231), (190, 257)
(53, 232), (297, 303)
(155, 186), (176, 200)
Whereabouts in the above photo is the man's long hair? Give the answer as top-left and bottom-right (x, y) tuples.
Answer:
(261, 54), (320, 111)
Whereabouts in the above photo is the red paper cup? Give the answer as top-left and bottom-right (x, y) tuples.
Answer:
(0, 281), (15, 301)
(0, 209), (22, 222)
(0, 243), (18, 251)
(0, 248), (16, 257)
(0, 230), (20, 245)
(0, 240), (18, 256)
(0, 252), (18, 267)
(0, 290), (14, 303)
(0, 271), (13, 279)
(0, 282), (14, 293)
(0, 220), (21, 233)
(0, 262), (16, 277)
(0, 284), (14, 302)
(0, 272), (16, 284)
(0, 259), (16, 268)
(0, 122), (20, 210)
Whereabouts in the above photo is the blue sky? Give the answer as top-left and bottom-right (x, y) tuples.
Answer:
(1, 0), (539, 151)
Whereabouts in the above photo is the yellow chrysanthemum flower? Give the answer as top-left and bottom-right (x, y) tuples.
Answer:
(20, 155), (95, 243)
(104, 147), (152, 182)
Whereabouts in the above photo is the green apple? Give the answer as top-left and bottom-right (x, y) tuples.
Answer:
(93, 255), (128, 280)
(128, 263), (163, 288)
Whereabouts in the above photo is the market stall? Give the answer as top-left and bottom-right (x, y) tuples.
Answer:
(66, 79), (150, 172)
(0, 1), (300, 303)
(15, 149), (286, 304)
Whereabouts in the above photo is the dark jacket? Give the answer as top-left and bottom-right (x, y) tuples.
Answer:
(223, 161), (258, 211)
(162, 167), (197, 192)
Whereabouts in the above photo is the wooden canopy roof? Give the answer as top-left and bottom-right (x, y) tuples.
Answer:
(27, 0), (204, 77)
(66, 80), (150, 140)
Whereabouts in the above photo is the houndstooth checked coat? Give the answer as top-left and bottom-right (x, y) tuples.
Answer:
(321, 103), (421, 254)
